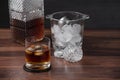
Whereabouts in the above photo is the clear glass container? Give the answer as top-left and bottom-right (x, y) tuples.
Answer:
(24, 37), (51, 72)
(47, 11), (89, 62)
(9, 0), (44, 45)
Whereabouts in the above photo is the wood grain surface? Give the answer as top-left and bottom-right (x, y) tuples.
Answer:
(0, 28), (120, 80)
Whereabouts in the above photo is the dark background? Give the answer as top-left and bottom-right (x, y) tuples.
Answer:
(0, 0), (120, 29)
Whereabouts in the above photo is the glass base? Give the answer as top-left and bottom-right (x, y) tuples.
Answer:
(23, 63), (51, 72)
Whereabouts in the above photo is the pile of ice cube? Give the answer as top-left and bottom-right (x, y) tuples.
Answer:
(51, 18), (83, 62)
(9, 0), (44, 21)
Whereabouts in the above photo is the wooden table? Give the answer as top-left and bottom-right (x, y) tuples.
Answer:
(0, 28), (120, 80)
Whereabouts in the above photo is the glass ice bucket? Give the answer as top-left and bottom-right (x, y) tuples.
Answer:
(47, 11), (89, 62)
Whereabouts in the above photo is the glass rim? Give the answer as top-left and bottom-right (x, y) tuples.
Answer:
(46, 11), (89, 22)
(25, 36), (50, 43)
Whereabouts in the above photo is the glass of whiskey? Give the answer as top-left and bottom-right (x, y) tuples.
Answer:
(24, 36), (51, 72)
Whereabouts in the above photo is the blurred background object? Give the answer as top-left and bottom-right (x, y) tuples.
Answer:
(0, 0), (9, 28)
(0, 0), (120, 29)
